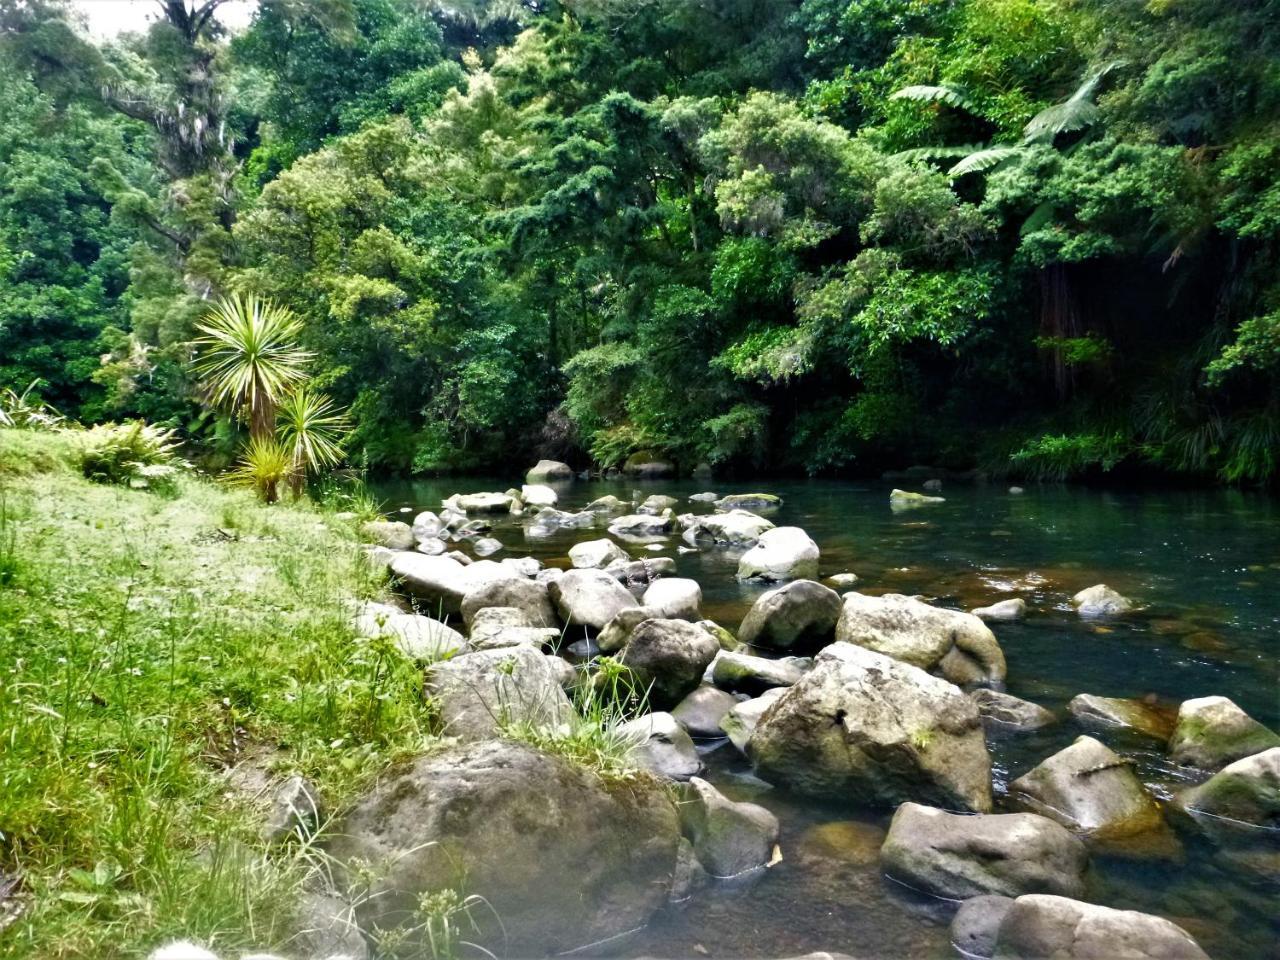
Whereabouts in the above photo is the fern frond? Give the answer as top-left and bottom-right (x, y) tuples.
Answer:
(1019, 201), (1057, 236)
(890, 144), (985, 164)
(947, 146), (1023, 178)
(890, 84), (979, 114)
(1023, 99), (1099, 142)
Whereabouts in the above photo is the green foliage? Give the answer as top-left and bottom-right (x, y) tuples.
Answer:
(1010, 431), (1131, 480)
(78, 421), (188, 493)
(225, 436), (295, 504)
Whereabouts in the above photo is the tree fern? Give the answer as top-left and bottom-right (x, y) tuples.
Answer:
(947, 146), (1024, 177)
(890, 84), (980, 114)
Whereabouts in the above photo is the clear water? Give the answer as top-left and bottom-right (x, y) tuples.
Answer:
(371, 476), (1280, 959)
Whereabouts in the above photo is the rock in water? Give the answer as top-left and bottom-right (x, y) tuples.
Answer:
(737, 527), (820, 582)
(446, 491), (515, 513)
(720, 688), (786, 752)
(519, 483), (558, 507)
(391, 554), (518, 615)
(1167, 695), (1280, 770)
(951, 895), (1014, 960)
(971, 598), (1027, 621)
(472, 536), (503, 557)
(617, 619), (720, 709)
(549, 568), (640, 630)
(970, 689), (1056, 732)
(569, 538), (630, 569)
(525, 459), (573, 483)
(425, 646), (573, 740)
(879, 803), (1087, 899)
(1071, 583), (1134, 617)
(617, 712), (703, 780)
(690, 510), (774, 546)
(711, 650), (809, 695)
(714, 493), (782, 511)
(643, 577), (703, 620)
(737, 579), (842, 653)
(1008, 735), (1164, 839)
(1068, 694), (1175, 742)
(991, 895), (1209, 959)
(639, 494), (679, 514)
(678, 777), (780, 878)
(835, 591), (1006, 685)
(672, 685), (740, 739)
(1178, 747), (1280, 828)
(623, 451), (675, 477)
(461, 576), (558, 629)
(329, 740), (680, 956)
(747, 643), (993, 811)
(889, 488), (945, 506)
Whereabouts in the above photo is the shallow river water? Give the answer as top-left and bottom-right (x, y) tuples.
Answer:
(371, 475), (1280, 959)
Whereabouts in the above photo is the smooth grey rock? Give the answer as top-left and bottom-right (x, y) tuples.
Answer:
(1178, 747), (1280, 828)
(569, 538), (630, 569)
(585, 494), (628, 513)
(747, 643), (992, 811)
(445, 491), (514, 513)
(597, 606), (662, 654)
(262, 774), (322, 844)
(500, 556), (540, 577)
(294, 892), (369, 960)
(605, 556), (677, 585)
(425, 646), (573, 740)
(415, 537), (447, 556)
(460, 576), (558, 630)
(1072, 584), (1134, 617)
(618, 618), (720, 709)
(390, 554), (517, 615)
(737, 579), (841, 653)
(643, 577), (703, 620)
(991, 894), (1209, 959)
(737, 526), (820, 582)
(1008, 736), (1164, 839)
(639, 494), (679, 515)
(720, 688), (786, 752)
(714, 493), (782, 511)
(679, 777), (779, 878)
(472, 536), (503, 557)
(880, 802), (1088, 899)
(359, 520), (415, 551)
(618, 712), (703, 780)
(711, 650), (809, 696)
(1168, 695), (1280, 770)
(971, 598), (1027, 621)
(689, 492), (719, 503)
(952, 895), (1014, 959)
(520, 483), (558, 507)
(329, 740), (679, 956)
(550, 568), (640, 631)
(608, 513), (675, 537)
(971, 689), (1056, 732)
(672, 685), (740, 740)
(826, 572), (860, 591)
(526, 459), (573, 483)
(889, 488), (945, 505)
(1068, 694), (1175, 742)
(467, 607), (561, 651)
(411, 510), (442, 540)
(836, 592), (1006, 685)
(353, 611), (468, 662)
(689, 509), (774, 546)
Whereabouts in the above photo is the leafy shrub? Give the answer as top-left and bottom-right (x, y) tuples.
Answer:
(225, 437), (294, 503)
(0, 380), (64, 430)
(79, 421), (188, 494)
(1010, 431), (1130, 480)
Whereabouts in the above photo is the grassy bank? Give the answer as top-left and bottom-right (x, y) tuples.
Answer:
(0, 429), (431, 958)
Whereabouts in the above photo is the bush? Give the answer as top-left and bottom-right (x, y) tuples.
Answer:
(79, 421), (189, 494)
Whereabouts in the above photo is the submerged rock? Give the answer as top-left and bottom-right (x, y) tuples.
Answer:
(880, 802), (1088, 899)
(618, 711), (703, 780)
(1008, 735), (1164, 840)
(711, 650), (809, 695)
(525, 459), (573, 482)
(425, 645), (573, 740)
(991, 894), (1209, 959)
(737, 526), (820, 582)
(617, 618), (720, 709)
(359, 519), (415, 551)
(643, 577), (703, 621)
(569, 537), (630, 569)
(835, 592), (1006, 685)
(970, 688), (1056, 732)
(329, 740), (679, 956)
(1068, 693), (1175, 742)
(672, 684), (739, 740)
(1072, 583), (1134, 617)
(971, 597), (1027, 621)
(737, 579), (842, 653)
(678, 777), (779, 879)
(1178, 747), (1280, 828)
(748, 643), (992, 811)
(1167, 695), (1280, 770)
(714, 493), (782, 511)
(549, 568), (640, 630)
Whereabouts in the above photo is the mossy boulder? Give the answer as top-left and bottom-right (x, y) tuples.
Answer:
(1168, 696), (1280, 770)
(1178, 747), (1280, 828)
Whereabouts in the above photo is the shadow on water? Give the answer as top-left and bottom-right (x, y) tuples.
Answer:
(371, 475), (1280, 959)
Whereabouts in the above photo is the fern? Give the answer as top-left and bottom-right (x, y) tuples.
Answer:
(891, 144), (985, 164)
(948, 146), (1023, 177)
(890, 84), (979, 113)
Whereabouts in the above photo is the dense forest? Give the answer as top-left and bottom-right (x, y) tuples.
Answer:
(1, 0), (1278, 484)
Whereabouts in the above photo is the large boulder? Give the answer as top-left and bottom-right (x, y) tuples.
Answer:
(672, 685), (740, 740)
(461, 576), (558, 629)
(1008, 736), (1164, 839)
(520, 483), (559, 507)
(617, 618), (720, 709)
(689, 510), (774, 546)
(446, 491), (514, 513)
(549, 568), (640, 630)
(1167, 695), (1280, 770)
(737, 527), (820, 582)
(710, 650), (809, 696)
(425, 645), (573, 740)
(329, 740), (680, 956)
(360, 519), (415, 551)
(1071, 583), (1133, 617)
(391, 554), (518, 614)
(720, 688), (786, 752)
(835, 592), (1006, 685)
(737, 579), (842, 653)
(467, 607), (561, 650)
(1068, 694), (1175, 742)
(353, 611), (468, 662)
(525, 459), (573, 483)
(747, 643), (993, 811)
(678, 777), (779, 879)
(569, 538), (630, 569)
(617, 712), (703, 780)
(642, 578), (702, 620)
(971, 689), (1056, 732)
(639, 494), (679, 515)
(880, 803), (1088, 900)
(1178, 747), (1280, 828)
(991, 895), (1209, 959)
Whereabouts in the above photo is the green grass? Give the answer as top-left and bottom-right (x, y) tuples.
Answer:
(0, 429), (433, 959)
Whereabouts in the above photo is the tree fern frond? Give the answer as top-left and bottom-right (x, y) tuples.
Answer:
(890, 84), (979, 114)
(947, 146), (1024, 177)
(1019, 201), (1057, 236)
(890, 144), (985, 164)
(1023, 99), (1099, 142)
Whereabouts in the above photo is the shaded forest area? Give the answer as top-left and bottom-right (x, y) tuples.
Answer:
(1, 0), (1277, 484)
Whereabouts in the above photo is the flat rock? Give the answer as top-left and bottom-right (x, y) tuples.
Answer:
(390, 554), (518, 615)
(714, 493), (782, 511)
(711, 650), (809, 696)
(971, 689), (1056, 732)
(1068, 694), (1175, 742)
(353, 611), (469, 662)
(689, 509), (774, 546)
(446, 491), (514, 513)
(608, 513), (675, 537)
(992, 894), (1209, 959)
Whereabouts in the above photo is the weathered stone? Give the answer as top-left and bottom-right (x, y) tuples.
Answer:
(720, 688), (786, 752)
(737, 526), (820, 582)
(1178, 747), (1280, 828)
(520, 483), (558, 508)
(639, 494), (679, 515)
(679, 777), (779, 878)
(359, 520), (415, 550)
(669, 837), (710, 906)
(425, 645), (573, 740)
(836, 592), (1006, 685)
(1008, 736), (1164, 839)
(991, 895), (1209, 959)
(971, 598), (1027, 621)
(698, 619), (739, 651)
(391, 554), (519, 615)
(714, 493), (782, 511)
(526, 459), (573, 483)
(500, 556), (540, 577)
(618, 618), (720, 709)
(643, 577), (702, 620)
(460, 576), (558, 629)
(262, 774), (323, 844)
(711, 650), (809, 696)
(608, 513), (675, 537)
(605, 556), (677, 585)
(880, 803), (1088, 899)
(889, 488), (945, 505)
(1072, 583), (1134, 617)
(971, 689), (1056, 732)
(415, 537), (447, 556)
(826, 572), (860, 591)
(737, 579), (841, 653)
(585, 494), (628, 513)
(689, 509), (774, 546)
(569, 538), (630, 569)
(329, 740), (680, 956)
(353, 611), (469, 662)
(672, 684), (740, 740)
(550, 568), (640, 631)
(1068, 694), (1175, 742)
(472, 536), (503, 557)
(689, 492), (719, 503)
(952, 895), (1014, 960)
(748, 643), (992, 811)
(446, 491), (514, 513)
(1168, 696), (1280, 770)
(467, 607), (561, 650)
(618, 712), (703, 780)
(597, 606), (662, 654)
(524, 507), (596, 535)
(411, 510), (442, 540)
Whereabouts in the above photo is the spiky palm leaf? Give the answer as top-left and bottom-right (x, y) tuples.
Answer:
(277, 386), (349, 475)
(193, 294), (312, 440)
(947, 146), (1024, 178)
(890, 84), (980, 114)
(225, 436), (295, 504)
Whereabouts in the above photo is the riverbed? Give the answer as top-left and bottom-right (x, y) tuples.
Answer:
(372, 475), (1280, 959)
